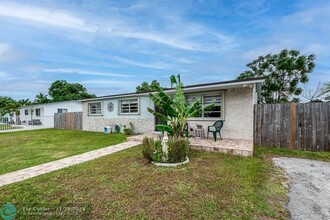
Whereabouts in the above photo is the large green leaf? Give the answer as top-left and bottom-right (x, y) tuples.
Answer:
(155, 124), (174, 136)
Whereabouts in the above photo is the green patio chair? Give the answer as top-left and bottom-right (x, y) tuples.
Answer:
(207, 120), (224, 141)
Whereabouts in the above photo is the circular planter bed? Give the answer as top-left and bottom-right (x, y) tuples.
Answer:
(151, 157), (189, 167)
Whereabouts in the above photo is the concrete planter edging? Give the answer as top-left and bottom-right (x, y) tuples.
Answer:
(151, 157), (189, 167)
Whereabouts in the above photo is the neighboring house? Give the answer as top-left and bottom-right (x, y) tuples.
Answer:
(20, 101), (82, 128)
(81, 77), (264, 140)
(0, 113), (16, 124)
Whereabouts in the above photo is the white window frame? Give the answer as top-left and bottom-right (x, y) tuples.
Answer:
(57, 108), (68, 113)
(186, 91), (224, 120)
(35, 108), (41, 117)
(88, 102), (102, 116)
(24, 109), (29, 115)
(118, 98), (140, 115)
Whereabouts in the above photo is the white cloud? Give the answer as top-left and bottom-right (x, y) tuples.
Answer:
(43, 68), (135, 77)
(0, 71), (10, 78)
(79, 79), (137, 87)
(0, 71), (19, 80)
(0, 2), (94, 32)
(0, 43), (10, 55)
(107, 55), (173, 69)
(0, 42), (30, 65)
(0, 2), (235, 52)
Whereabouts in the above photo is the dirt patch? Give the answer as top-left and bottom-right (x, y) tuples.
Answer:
(273, 157), (330, 220)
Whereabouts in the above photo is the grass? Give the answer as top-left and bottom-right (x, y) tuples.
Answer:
(254, 146), (330, 162)
(0, 129), (126, 175)
(0, 146), (289, 219)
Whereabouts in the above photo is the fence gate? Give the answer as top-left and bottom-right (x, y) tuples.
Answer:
(54, 112), (83, 130)
(254, 103), (330, 152)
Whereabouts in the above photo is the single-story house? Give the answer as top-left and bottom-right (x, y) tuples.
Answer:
(81, 77), (264, 140)
(20, 101), (82, 127)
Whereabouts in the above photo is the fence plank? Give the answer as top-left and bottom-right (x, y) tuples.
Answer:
(254, 102), (330, 152)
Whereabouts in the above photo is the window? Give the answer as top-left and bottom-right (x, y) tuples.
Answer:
(57, 108), (68, 113)
(88, 102), (102, 115)
(24, 109), (29, 115)
(187, 93), (222, 118)
(36, 108), (41, 117)
(119, 99), (139, 114)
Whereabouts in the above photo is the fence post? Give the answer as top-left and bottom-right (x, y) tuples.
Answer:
(290, 103), (297, 149)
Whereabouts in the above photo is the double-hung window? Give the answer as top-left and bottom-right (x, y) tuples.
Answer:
(119, 99), (139, 114)
(187, 93), (223, 118)
(24, 109), (29, 115)
(89, 102), (102, 115)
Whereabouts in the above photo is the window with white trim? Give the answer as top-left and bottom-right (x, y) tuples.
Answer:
(24, 109), (29, 115)
(88, 102), (102, 115)
(187, 93), (222, 118)
(119, 99), (139, 114)
(36, 108), (41, 117)
(57, 108), (68, 113)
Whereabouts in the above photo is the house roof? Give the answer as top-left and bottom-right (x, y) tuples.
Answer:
(80, 77), (265, 102)
(20, 100), (81, 109)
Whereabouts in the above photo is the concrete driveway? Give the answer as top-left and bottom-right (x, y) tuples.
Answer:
(273, 157), (330, 220)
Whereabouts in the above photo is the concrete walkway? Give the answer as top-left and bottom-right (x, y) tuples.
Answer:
(0, 141), (141, 187)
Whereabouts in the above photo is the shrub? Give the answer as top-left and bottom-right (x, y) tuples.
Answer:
(167, 138), (189, 163)
(123, 122), (134, 135)
(142, 137), (157, 162)
(123, 128), (133, 135)
(151, 141), (163, 162)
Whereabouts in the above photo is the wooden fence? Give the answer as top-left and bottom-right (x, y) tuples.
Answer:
(54, 112), (83, 130)
(254, 103), (330, 152)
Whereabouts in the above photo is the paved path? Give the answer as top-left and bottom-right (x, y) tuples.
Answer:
(0, 141), (141, 187)
(273, 157), (330, 220)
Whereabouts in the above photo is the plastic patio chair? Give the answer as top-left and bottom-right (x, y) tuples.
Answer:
(207, 120), (224, 141)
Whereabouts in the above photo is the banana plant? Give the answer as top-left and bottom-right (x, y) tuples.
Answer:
(147, 74), (210, 139)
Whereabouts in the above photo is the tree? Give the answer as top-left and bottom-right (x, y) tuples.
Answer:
(34, 93), (50, 104)
(237, 49), (315, 103)
(18, 99), (32, 107)
(136, 80), (161, 93)
(0, 96), (16, 117)
(48, 80), (96, 102)
(2, 102), (22, 124)
(321, 82), (330, 98)
(301, 82), (330, 102)
(147, 74), (210, 139)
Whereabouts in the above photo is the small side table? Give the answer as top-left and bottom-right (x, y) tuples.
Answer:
(195, 128), (204, 139)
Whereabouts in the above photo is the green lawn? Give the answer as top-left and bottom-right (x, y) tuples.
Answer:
(0, 129), (126, 175)
(0, 146), (289, 219)
(254, 146), (330, 162)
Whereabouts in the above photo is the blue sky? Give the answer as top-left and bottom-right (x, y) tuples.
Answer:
(0, 0), (329, 100)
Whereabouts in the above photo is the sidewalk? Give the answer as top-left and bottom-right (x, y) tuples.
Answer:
(0, 140), (141, 187)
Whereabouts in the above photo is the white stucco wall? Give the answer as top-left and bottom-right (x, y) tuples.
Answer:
(82, 87), (256, 139)
(187, 87), (254, 140)
(20, 101), (82, 127)
(82, 96), (155, 134)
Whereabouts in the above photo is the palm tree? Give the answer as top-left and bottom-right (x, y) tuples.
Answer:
(1, 102), (21, 124)
(18, 99), (32, 107)
(34, 93), (50, 104)
(302, 82), (330, 102)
